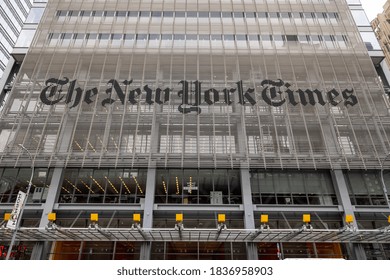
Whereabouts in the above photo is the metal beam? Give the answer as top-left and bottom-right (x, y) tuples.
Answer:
(1, 227), (390, 243)
(154, 204), (242, 211)
(253, 205), (341, 213)
(240, 168), (255, 229)
(54, 204), (143, 211)
(140, 167), (156, 260)
(331, 170), (357, 227)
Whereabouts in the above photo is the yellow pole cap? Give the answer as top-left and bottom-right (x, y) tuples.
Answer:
(345, 214), (354, 224)
(48, 213), (56, 222)
(260, 214), (269, 223)
(133, 213), (141, 223)
(90, 213), (99, 222)
(303, 214), (311, 223)
(4, 213), (11, 221)
(388, 215), (390, 224)
(218, 214), (226, 223)
(176, 213), (183, 223)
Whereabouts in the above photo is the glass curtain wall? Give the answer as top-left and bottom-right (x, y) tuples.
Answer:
(58, 168), (146, 204)
(0, 168), (53, 203)
(250, 170), (337, 205)
(155, 169), (241, 204)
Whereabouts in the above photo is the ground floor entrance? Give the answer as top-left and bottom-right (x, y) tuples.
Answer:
(45, 241), (347, 260)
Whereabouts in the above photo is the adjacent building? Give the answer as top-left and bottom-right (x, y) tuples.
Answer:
(372, 0), (390, 91)
(1, 0), (390, 260)
(0, 0), (33, 79)
(0, 0), (46, 107)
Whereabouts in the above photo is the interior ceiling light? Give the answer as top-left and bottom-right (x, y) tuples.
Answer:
(87, 141), (96, 152)
(105, 176), (119, 194)
(61, 186), (71, 194)
(176, 176), (180, 194)
(90, 176), (105, 192)
(132, 176), (143, 194)
(119, 176), (131, 193)
(162, 178), (167, 194)
(80, 179), (95, 194)
(65, 179), (82, 193)
(74, 140), (84, 151)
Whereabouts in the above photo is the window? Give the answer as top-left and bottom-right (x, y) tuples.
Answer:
(136, 34), (148, 41)
(250, 170), (337, 206)
(26, 8), (44, 23)
(92, 11), (103, 17)
(128, 11), (139, 17)
(116, 11), (127, 17)
(360, 32), (381, 51)
(224, 34), (234, 41)
(73, 33), (85, 47)
(98, 33), (110, 47)
(163, 11), (174, 17)
(175, 11), (185, 17)
(111, 34), (122, 47)
(187, 11), (197, 17)
(338, 136), (355, 155)
(103, 11), (115, 17)
(151, 11), (161, 17)
(222, 12), (232, 18)
(15, 30), (36, 48)
(80, 11), (91, 17)
(345, 171), (389, 206)
(0, 168), (53, 204)
(155, 169), (241, 204)
(236, 34), (247, 41)
(86, 33), (97, 47)
(248, 35), (259, 41)
(210, 12), (221, 18)
(140, 11), (151, 17)
(186, 34), (197, 40)
(51, 242), (140, 260)
(149, 34), (160, 40)
(286, 35), (298, 42)
(211, 34), (222, 41)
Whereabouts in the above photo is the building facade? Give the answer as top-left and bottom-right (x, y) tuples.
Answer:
(372, 0), (390, 87)
(1, 0), (390, 260)
(0, 0), (33, 80)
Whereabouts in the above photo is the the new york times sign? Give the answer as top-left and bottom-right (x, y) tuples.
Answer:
(39, 77), (357, 113)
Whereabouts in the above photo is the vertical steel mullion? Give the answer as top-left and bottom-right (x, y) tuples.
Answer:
(246, 22), (267, 168)
(114, 1), (135, 168)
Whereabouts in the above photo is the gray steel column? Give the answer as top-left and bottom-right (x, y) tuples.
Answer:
(240, 168), (258, 260)
(331, 169), (366, 260)
(31, 114), (75, 259)
(140, 167), (156, 260)
(30, 167), (64, 259)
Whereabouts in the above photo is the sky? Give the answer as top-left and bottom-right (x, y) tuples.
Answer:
(360, 0), (387, 21)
